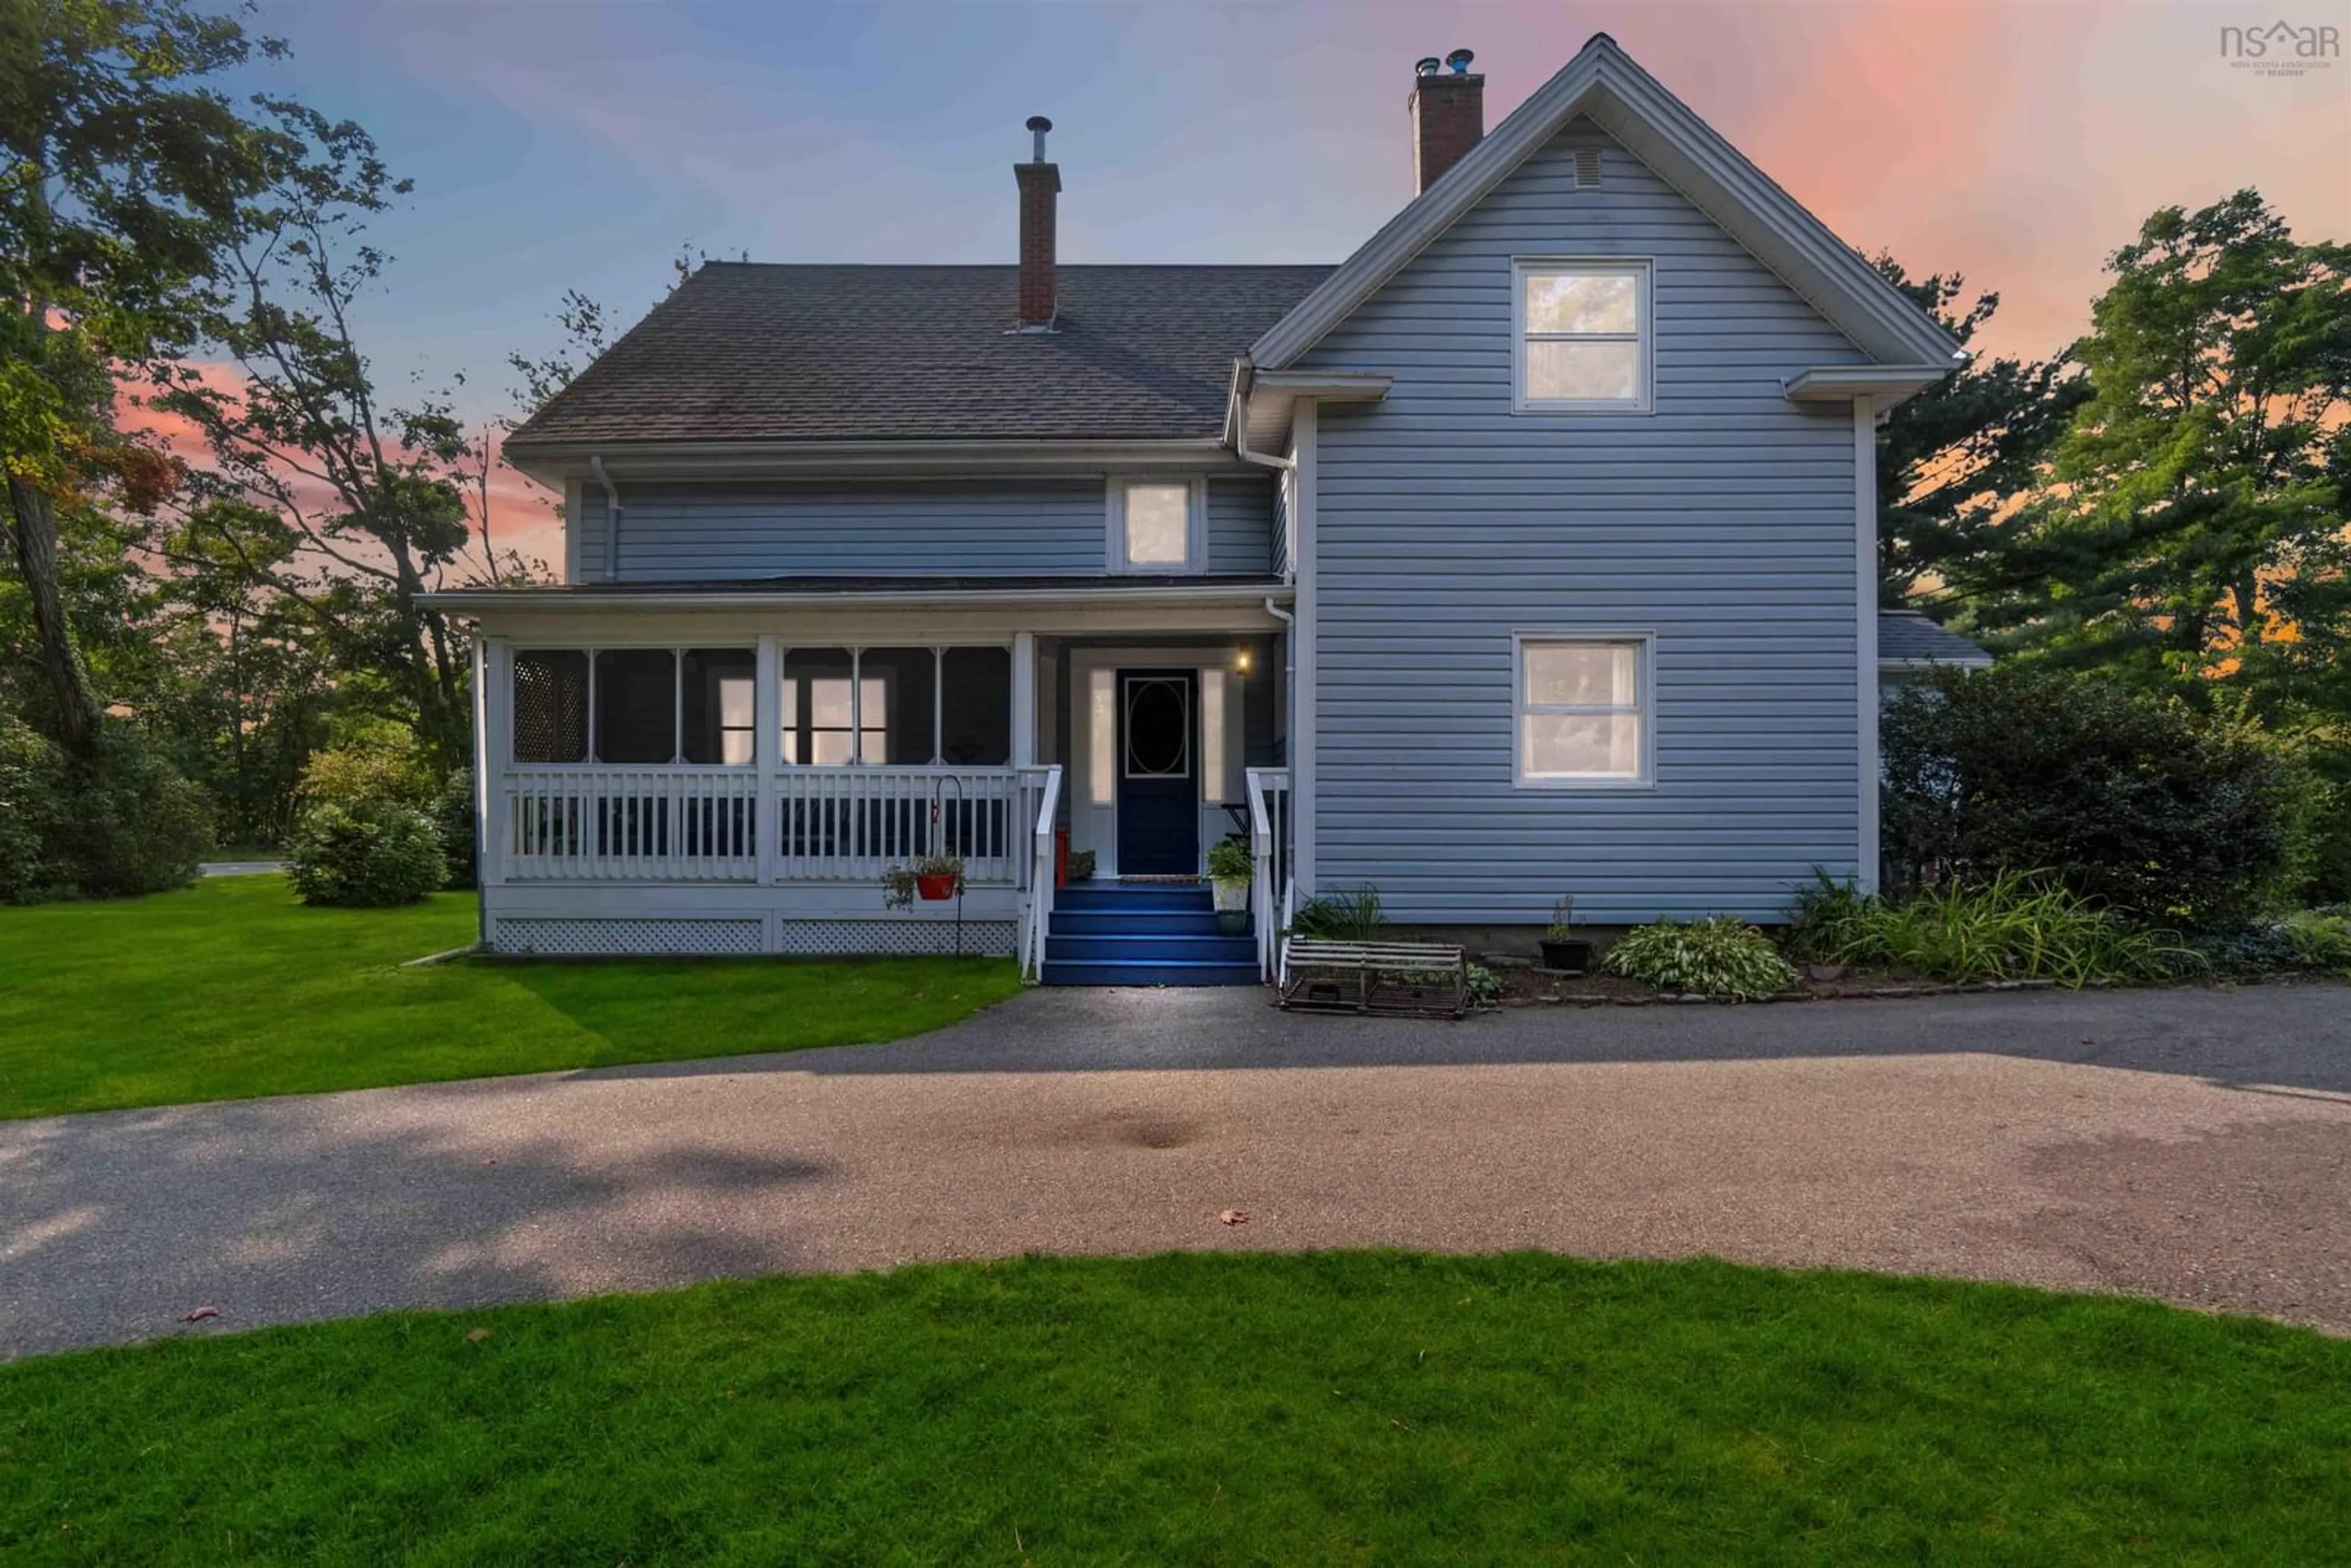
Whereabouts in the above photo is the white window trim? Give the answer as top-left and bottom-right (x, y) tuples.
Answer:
(1106, 475), (1208, 574)
(1511, 258), (1655, 415)
(1511, 630), (1657, 791)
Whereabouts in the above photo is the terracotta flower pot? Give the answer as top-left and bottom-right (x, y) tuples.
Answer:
(915, 872), (958, 902)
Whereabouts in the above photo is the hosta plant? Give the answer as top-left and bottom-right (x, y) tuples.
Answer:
(1602, 916), (1798, 1001)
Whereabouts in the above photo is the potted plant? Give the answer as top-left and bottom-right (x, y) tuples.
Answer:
(1538, 894), (1591, 974)
(882, 853), (964, 909)
(1207, 836), (1254, 936)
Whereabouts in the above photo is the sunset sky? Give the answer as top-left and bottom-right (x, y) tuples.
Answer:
(225, 0), (2350, 568)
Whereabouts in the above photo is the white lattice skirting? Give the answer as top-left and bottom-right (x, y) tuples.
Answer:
(490, 916), (1017, 958)
(779, 920), (1016, 957)
(493, 918), (763, 956)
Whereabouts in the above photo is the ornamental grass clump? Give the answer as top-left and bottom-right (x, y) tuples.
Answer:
(1791, 871), (2194, 988)
(1602, 916), (1798, 1000)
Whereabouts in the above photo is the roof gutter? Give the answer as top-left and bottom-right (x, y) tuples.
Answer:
(421, 580), (1296, 614)
(1228, 361), (1292, 473)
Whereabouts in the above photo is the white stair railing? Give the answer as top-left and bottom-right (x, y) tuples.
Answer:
(1019, 764), (1063, 980)
(1244, 766), (1291, 981)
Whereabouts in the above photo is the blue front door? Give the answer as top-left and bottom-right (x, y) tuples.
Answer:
(1117, 670), (1198, 876)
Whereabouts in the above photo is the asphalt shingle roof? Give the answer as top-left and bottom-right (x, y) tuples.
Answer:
(508, 263), (1335, 448)
(1880, 609), (1992, 666)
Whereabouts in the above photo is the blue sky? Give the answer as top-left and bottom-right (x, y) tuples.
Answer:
(237, 0), (2346, 439)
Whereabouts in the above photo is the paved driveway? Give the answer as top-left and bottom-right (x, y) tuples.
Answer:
(3, 984), (2347, 1357)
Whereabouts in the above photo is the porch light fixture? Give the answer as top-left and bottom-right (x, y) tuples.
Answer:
(1232, 648), (1253, 676)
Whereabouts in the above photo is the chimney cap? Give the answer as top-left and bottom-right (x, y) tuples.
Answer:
(1025, 114), (1052, 133)
(1414, 56), (1441, 76)
(1445, 47), (1475, 74)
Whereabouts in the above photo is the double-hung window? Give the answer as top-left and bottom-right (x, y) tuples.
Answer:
(1514, 260), (1651, 413)
(1515, 634), (1652, 787)
(1109, 477), (1203, 572)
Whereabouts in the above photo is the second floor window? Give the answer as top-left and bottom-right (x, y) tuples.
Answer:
(1515, 260), (1651, 413)
(1109, 477), (1201, 572)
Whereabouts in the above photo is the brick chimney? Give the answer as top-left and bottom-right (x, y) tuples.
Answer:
(1411, 49), (1483, 193)
(1015, 115), (1060, 330)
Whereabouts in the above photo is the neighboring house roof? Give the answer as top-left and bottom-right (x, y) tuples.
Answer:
(1878, 610), (1993, 668)
(506, 264), (1332, 452)
(1250, 32), (1965, 375)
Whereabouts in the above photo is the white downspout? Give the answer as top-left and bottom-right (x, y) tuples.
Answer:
(589, 454), (622, 582)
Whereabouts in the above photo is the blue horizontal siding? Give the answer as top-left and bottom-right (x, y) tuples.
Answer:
(1300, 124), (1868, 926)
(569, 475), (1276, 583)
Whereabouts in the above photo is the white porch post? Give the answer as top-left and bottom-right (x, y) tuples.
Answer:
(755, 634), (780, 901)
(1011, 631), (1037, 766)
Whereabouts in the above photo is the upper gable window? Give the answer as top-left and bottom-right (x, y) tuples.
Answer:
(1109, 478), (1203, 573)
(1514, 260), (1652, 413)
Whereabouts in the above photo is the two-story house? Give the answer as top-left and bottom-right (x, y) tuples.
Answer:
(429, 34), (1988, 983)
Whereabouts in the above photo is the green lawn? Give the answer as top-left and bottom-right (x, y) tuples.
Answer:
(0, 876), (1021, 1120)
(2, 1252), (2342, 1564)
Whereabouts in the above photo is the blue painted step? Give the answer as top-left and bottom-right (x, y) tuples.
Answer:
(1048, 933), (1256, 964)
(1056, 883), (1212, 913)
(1051, 909), (1227, 937)
(1040, 958), (1263, 987)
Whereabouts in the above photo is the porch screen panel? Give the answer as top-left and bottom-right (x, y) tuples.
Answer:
(782, 648), (855, 767)
(681, 648), (757, 765)
(942, 647), (1011, 860)
(512, 650), (588, 763)
(593, 650), (679, 763)
(940, 648), (1011, 766)
(861, 648), (937, 764)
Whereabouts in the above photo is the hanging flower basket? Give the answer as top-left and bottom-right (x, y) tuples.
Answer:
(883, 855), (966, 910)
(916, 871), (958, 902)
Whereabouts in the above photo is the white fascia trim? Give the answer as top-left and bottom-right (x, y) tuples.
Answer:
(506, 438), (1240, 488)
(422, 582), (1295, 614)
(1785, 366), (1955, 405)
(1249, 37), (1964, 373)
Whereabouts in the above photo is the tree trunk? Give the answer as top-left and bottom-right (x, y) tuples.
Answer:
(6, 475), (103, 757)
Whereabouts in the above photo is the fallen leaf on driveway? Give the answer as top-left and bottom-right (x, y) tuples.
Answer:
(1219, 1209), (1248, 1226)
(178, 1305), (220, 1323)
(465, 1327), (492, 1343)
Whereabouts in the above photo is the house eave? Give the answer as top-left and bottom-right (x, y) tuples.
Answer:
(1228, 365), (1393, 458)
(502, 436), (1242, 488)
(1785, 365), (1956, 408)
(1249, 35), (1967, 375)
(422, 579), (1294, 615)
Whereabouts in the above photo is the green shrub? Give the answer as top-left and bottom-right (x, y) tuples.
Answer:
(1602, 917), (1798, 1000)
(1464, 962), (1505, 1007)
(0, 715), (64, 902)
(1291, 883), (1387, 942)
(1881, 666), (2312, 928)
(0, 716), (209, 902)
(2281, 910), (2351, 973)
(298, 720), (435, 810)
(1794, 871), (2194, 987)
(433, 767), (478, 890)
(287, 799), (447, 907)
(1785, 871), (1872, 961)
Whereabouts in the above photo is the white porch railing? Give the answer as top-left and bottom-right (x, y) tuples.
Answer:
(499, 765), (1030, 885)
(1019, 764), (1062, 980)
(1245, 766), (1291, 980)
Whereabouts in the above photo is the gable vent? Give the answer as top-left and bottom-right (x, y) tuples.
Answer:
(1573, 146), (1602, 189)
